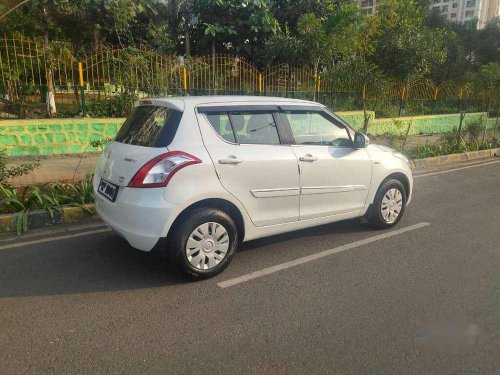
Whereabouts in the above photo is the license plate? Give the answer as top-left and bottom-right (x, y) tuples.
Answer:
(98, 178), (118, 202)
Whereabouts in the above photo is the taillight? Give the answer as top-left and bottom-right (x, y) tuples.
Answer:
(128, 151), (201, 188)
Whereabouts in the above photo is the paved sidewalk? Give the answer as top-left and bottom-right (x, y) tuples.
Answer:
(7, 153), (100, 186)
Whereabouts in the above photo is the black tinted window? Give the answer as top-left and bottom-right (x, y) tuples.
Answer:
(115, 106), (182, 147)
(205, 112), (237, 143)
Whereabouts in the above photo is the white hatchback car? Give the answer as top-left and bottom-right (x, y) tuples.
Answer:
(94, 96), (412, 279)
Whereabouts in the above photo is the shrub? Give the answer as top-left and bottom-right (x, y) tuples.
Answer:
(0, 179), (95, 234)
(465, 120), (483, 141)
(405, 133), (500, 160)
(0, 149), (40, 186)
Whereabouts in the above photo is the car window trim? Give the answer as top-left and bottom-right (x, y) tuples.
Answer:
(198, 105), (279, 113)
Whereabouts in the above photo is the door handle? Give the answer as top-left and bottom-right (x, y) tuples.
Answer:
(219, 156), (243, 165)
(299, 154), (318, 162)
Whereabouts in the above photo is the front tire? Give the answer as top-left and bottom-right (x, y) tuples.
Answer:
(368, 179), (407, 230)
(168, 208), (238, 280)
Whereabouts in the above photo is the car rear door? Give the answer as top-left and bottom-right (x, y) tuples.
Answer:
(280, 106), (372, 221)
(196, 104), (300, 227)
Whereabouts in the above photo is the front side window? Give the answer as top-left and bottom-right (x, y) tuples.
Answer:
(285, 111), (352, 147)
(115, 106), (181, 147)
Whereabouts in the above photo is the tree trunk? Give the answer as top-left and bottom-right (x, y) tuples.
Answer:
(482, 97), (491, 141)
(185, 29), (191, 56)
(312, 59), (319, 102)
(457, 111), (466, 142)
(401, 120), (412, 152)
(362, 85), (370, 134)
(212, 40), (216, 94)
(42, 8), (57, 118)
(494, 105), (499, 139)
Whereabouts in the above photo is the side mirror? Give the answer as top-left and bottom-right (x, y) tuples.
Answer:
(353, 132), (369, 149)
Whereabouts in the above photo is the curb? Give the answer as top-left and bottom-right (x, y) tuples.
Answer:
(0, 204), (98, 234)
(411, 148), (499, 170)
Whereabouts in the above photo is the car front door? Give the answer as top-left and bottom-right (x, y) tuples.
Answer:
(197, 105), (300, 227)
(281, 107), (372, 221)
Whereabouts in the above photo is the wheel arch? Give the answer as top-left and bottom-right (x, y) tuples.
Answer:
(167, 198), (246, 243)
(384, 172), (410, 199)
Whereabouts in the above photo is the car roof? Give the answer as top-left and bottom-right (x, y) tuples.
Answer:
(136, 95), (321, 112)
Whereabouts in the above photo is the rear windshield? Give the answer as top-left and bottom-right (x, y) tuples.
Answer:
(115, 105), (182, 147)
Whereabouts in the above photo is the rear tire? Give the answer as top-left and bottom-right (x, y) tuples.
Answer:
(168, 208), (238, 280)
(368, 179), (406, 230)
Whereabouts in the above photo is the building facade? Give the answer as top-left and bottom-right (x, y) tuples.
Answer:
(359, 0), (500, 28)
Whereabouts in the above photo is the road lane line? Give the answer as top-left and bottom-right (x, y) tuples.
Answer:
(0, 228), (111, 251)
(414, 160), (500, 179)
(218, 222), (431, 289)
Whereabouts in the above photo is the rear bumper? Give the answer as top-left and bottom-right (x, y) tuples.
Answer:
(93, 176), (178, 251)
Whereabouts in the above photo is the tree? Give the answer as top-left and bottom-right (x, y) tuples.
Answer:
(190, 0), (277, 58)
(325, 3), (378, 64)
(372, 0), (449, 82)
(477, 62), (500, 139)
(264, 13), (330, 99)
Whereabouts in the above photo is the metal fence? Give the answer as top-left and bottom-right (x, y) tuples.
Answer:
(0, 35), (497, 119)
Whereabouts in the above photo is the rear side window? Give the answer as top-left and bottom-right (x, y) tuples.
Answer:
(115, 106), (182, 147)
(205, 110), (281, 145)
(230, 112), (280, 145)
(205, 112), (237, 143)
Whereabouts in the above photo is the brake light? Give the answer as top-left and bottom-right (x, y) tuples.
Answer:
(128, 151), (201, 188)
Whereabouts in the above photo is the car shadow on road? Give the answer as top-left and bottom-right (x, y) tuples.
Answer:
(238, 218), (372, 253)
(0, 219), (373, 298)
(0, 232), (187, 298)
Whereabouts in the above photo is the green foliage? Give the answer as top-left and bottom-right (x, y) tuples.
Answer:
(1, 0), (499, 108)
(0, 149), (40, 186)
(372, 0), (449, 81)
(466, 120), (483, 141)
(89, 137), (113, 150)
(87, 92), (136, 118)
(405, 134), (500, 160)
(0, 179), (95, 234)
(191, 0), (278, 57)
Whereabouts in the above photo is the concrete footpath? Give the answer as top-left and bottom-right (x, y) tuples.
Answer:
(7, 153), (100, 186)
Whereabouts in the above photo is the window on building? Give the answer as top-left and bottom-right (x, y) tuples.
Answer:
(450, 13), (457, 18)
(362, 8), (373, 15)
(442, 5), (448, 12)
(361, 0), (374, 6)
(466, 0), (476, 7)
(452, 2), (458, 8)
(465, 10), (474, 17)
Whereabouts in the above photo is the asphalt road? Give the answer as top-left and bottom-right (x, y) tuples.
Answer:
(1, 158), (500, 375)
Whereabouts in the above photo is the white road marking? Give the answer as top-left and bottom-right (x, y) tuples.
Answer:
(414, 160), (500, 179)
(0, 228), (111, 251)
(218, 222), (431, 289)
